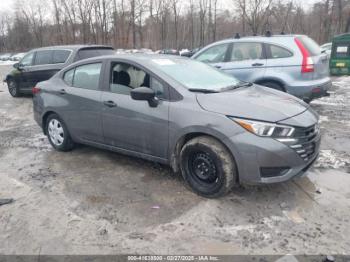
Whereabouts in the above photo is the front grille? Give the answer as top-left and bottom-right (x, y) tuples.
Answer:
(279, 124), (320, 162)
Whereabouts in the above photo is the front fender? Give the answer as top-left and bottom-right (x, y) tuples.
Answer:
(168, 125), (242, 173)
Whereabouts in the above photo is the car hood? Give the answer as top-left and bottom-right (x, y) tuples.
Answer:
(196, 85), (309, 123)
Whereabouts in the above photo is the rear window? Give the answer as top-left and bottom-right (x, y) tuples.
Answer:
(53, 50), (71, 64)
(76, 48), (114, 61)
(296, 36), (321, 56)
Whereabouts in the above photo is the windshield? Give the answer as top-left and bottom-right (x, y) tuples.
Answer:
(150, 58), (240, 91)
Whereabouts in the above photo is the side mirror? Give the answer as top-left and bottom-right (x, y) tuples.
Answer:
(13, 63), (23, 70)
(131, 87), (158, 107)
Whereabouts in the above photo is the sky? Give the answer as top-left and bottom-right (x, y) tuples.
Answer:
(0, 0), (320, 13)
(0, 0), (13, 11)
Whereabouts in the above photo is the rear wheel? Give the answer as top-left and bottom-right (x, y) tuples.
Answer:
(7, 80), (21, 97)
(180, 136), (237, 198)
(46, 114), (74, 152)
(259, 81), (284, 92)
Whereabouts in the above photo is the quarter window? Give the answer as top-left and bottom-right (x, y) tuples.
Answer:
(230, 43), (264, 61)
(63, 68), (75, 86)
(53, 50), (71, 64)
(34, 50), (53, 65)
(195, 43), (229, 63)
(63, 63), (102, 90)
(268, 45), (293, 59)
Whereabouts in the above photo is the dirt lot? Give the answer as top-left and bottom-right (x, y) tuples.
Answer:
(0, 64), (349, 255)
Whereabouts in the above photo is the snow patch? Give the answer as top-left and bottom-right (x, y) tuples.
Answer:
(314, 149), (350, 169)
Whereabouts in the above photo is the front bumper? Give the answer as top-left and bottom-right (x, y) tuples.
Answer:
(223, 124), (321, 185)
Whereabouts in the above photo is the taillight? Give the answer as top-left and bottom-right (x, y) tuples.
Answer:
(32, 86), (41, 94)
(295, 38), (314, 73)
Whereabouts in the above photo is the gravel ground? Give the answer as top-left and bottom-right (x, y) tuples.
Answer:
(0, 64), (349, 255)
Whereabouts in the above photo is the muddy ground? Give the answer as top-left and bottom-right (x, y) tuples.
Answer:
(0, 64), (349, 255)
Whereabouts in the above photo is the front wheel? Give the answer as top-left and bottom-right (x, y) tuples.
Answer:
(7, 80), (21, 97)
(46, 114), (74, 152)
(180, 136), (237, 198)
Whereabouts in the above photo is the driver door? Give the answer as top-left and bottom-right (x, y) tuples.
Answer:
(101, 61), (169, 159)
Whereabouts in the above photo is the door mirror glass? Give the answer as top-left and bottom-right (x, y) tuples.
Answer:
(13, 63), (20, 69)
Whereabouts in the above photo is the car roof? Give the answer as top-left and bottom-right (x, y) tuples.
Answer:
(73, 53), (188, 63)
(31, 45), (113, 52)
(209, 34), (304, 45)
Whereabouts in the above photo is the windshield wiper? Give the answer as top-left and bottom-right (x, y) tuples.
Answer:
(234, 81), (253, 88)
(188, 88), (219, 93)
(221, 81), (253, 92)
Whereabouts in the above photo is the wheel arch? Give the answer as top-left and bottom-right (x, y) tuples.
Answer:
(170, 131), (239, 183)
(254, 78), (287, 92)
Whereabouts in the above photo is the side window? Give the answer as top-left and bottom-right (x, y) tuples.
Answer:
(195, 44), (229, 63)
(63, 68), (75, 86)
(53, 50), (71, 64)
(34, 50), (53, 65)
(230, 43), (263, 61)
(72, 63), (102, 90)
(20, 52), (35, 66)
(268, 45), (293, 59)
(110, 62), (151, 95)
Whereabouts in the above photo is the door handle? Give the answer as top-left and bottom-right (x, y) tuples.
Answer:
(103, 100), (117, 108)
(214, 65), (222, 69)
(59, 89), (66, 95)
(252, 63), (264, 67)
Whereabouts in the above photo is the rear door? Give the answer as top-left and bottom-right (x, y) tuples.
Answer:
(60, 62), (104, 143)
(223, 42), (267, 82)
(264, 43), (297, 82)
(32, 50), (71, 83)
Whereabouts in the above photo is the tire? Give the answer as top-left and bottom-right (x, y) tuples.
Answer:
(259, 81), (284, 92)
(179, 136), (237, 198)
(45, 113), (74, 152)
(7, 80), (21, 97)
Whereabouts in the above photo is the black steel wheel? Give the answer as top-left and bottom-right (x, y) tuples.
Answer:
(180, 136), (237, 198)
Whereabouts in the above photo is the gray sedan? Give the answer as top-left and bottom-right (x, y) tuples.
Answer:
(33, 54), (321, 198)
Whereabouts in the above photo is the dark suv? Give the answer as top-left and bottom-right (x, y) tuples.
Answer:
(4, 45), (114, 97)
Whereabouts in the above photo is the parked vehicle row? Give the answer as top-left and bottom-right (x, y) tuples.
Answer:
(0, 52), (26, 61)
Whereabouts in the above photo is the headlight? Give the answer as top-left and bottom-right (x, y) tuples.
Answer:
(230, 117), (295, 137)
